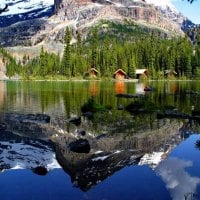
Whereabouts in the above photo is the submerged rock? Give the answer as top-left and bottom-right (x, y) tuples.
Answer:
(116, 93), (144, 98)
(68, 139), (90, 153)
(144, 86), (153, 91)
(0, 122), (7, 130)
(32, 166), (48, 176)
(2, 113), (52, 139)
(69, 117), (81, 126)
(125, 102), (144, 114)
(192, 110), (200, 116)
(82, 111), (93, 119)
(4, 113), (50, 124)
(96, 134), (107, 140)
(117, 104), (124, 110)
(157, 110), (190, 120)
(76, 129), (86, 136)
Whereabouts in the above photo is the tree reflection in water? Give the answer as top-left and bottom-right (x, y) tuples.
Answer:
(0, 80), (200, 197)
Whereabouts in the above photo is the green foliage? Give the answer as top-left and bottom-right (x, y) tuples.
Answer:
(81, 97), (109, 113)
(1, 21), (200, 80)
(61, 27), (72, 77)
(0, 48), (22, 78)
(127, 55), (136, 78)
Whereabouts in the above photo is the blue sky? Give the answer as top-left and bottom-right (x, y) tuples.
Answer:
(172, 0), (200, 24)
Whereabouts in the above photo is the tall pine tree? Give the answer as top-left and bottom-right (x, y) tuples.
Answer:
(61, 27), (72, 77)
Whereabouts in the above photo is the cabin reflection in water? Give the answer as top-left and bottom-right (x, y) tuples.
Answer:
(115, 81), (126, 94)
(164, 82), (178, 94)
(89, 81), (98, 96)
(135, 83), (145, 94)
(0, 81), (5, 108)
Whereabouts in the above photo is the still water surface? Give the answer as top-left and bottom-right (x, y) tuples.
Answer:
(0, 80), (200, 200)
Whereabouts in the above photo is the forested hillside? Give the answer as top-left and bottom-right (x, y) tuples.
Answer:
(2, 21), (200, 80)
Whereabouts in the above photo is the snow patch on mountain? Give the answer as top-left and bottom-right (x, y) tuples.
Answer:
(0, 0), (54, 16)
(0, 140), (61, 171)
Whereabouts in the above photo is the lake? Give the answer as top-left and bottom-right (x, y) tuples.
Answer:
(0, 80), (200, 200)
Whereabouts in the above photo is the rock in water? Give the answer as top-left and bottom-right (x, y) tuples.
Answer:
(32, 166), (48, 176)
(69, 117), (81, 126)
(77, 129), (86, 136)
(68, 139), (90, 153)
(0, 122), (7, 130)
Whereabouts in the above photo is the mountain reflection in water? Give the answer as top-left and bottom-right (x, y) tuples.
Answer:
(0, 80), (200, 200)
(0, 119), (199, 199)
(0, 130), (60, 172)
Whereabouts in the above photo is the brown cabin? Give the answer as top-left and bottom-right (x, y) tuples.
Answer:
(89, 68), (98, 78)
(135, 69), (148, 79)
(113, 69), (127, 80)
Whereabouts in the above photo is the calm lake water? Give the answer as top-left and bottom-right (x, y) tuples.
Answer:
(0, 80), (200, 200)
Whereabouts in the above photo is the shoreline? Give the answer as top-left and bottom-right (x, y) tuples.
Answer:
(0, 78), (199, 82)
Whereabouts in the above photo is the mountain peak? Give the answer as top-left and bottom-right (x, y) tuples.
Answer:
(0, 0), (193, 48)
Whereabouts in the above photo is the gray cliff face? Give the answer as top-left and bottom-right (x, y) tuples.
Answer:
(31, 0), (184, 47)
(0, 19), (46, 47)
(0, 0), (191, 49)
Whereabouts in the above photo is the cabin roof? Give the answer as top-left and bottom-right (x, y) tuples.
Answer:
(136, 69), (147, 74)
(114, 69), (127, 75)
(89, 68), (98, 73)
(164, 70), (177, 75)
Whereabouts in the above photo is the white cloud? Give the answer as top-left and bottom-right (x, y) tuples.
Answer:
(145, 0), (175, 8)
(156, 157), (200, 200)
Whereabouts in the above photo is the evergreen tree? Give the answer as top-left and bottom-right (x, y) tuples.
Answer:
(76, 30), (82, 55)
(90, 29), (98, 70)
(61, 27), (72, 77)
(39, 46), (47, 77)
(127, 56), (136, 78)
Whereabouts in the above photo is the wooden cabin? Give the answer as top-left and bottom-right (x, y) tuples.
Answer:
(135, 69), (148, 79)
(113, 69), (127, 80)
(89, 68), (98, 78)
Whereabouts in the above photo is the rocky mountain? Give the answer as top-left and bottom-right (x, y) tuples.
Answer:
(0, 0), (195, 52)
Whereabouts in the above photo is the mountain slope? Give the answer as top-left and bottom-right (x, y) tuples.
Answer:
(32, 0), (185, 45)
(0, 0), (194, 50)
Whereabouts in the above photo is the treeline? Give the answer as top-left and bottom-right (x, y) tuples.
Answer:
(3, 23), (200, 80)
